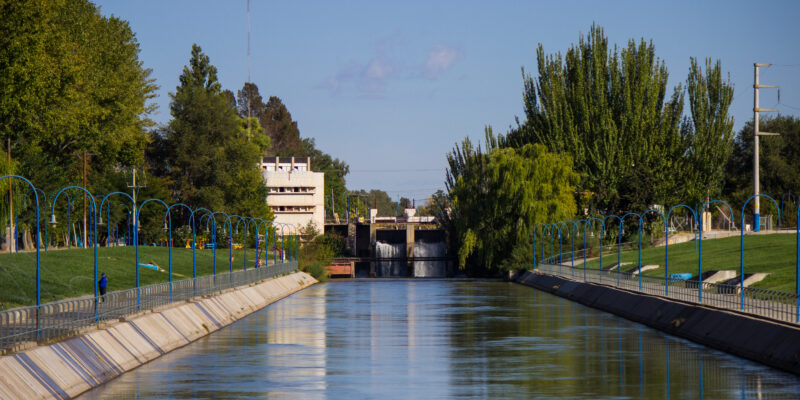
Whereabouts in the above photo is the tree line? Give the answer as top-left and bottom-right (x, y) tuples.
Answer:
(0, 0), (350, 245)
(439, 24), (800, 274)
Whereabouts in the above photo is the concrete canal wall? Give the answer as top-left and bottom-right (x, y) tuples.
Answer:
(515, 270), (800, 375)
(0, 271), (317, 400)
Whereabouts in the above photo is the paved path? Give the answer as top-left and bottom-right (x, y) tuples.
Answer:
(537, 263), (799, 325)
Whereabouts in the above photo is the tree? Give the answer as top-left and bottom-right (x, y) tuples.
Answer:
(684, 58), (735, 204)
(442, 129), (578, 273)
(232, 82), (350, 219)
(0, 0), (157, 192)
(302, 138), (349, 217)
(164, 44), (270, 219)
(416, 190), (446, 216)
(263, 96), (304, 156)
(236, 82), (267, 121)
(502, 24), (733, 214)
(724, 115), (800, 223)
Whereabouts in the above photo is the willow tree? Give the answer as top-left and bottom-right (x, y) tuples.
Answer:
(503, 24), (733, 214)
(443, 129), (578, 273)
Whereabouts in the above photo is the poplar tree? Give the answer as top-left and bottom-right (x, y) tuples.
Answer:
(503, 24), (733, 214)
(684, 58), (735, 204)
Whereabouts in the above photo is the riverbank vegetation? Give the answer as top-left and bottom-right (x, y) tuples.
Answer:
(297, 224), (345, 282)
(0, 1), (355, 259)
(439, 24), (797, 274)
(440, 134), (578, 275)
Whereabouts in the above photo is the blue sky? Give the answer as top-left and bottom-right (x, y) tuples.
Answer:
(94, 0), (800, 202)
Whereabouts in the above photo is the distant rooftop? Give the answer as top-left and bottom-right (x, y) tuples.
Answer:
(260, 156), (312, 172)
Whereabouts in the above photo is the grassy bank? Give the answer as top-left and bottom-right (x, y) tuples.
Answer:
(567, 233), (797, 292)
(0, 245), (275, 309)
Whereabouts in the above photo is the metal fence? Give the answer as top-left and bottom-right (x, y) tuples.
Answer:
(536, 262), (800, 325)
(0, 261), (298, 353)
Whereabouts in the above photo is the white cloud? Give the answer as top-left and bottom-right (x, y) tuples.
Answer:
(318, 40), (463, 96)
(423, 45), (463, 79)
(364, 58), (394, 80)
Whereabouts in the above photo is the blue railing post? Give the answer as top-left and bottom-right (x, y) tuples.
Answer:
(739, 194), (780, 310)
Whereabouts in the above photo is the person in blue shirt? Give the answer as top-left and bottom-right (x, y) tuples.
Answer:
(98, 272), (107, 302)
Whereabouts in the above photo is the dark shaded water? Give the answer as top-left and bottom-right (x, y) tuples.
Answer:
(81, 281), (800, 399)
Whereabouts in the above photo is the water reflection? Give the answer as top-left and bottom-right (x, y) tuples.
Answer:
(80, 281), (800, 399)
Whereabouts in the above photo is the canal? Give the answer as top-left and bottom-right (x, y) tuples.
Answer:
(81, 280), (800, 399)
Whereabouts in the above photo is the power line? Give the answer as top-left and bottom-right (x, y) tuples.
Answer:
(348, 168), (444, 173)
(779, 102), (800, 111)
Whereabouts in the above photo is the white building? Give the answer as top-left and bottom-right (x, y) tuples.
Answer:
(260, 156), (325, 234)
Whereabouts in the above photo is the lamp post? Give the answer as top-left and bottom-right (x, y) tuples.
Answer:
(99, 192), (137, 282)
(53, 186), (98, 320)
(218, 213), (237, 284)
(292, 226), (300, 263)
(555, 222), (569, 274)
(698, 200), (735, 303)
(138, 198), (170, 310)
(666, 205), (698, 297)
(200, 211), (219, 275)
(602, 215), (623, 285)
(739, 195), (779, 309)
(796, 201), (800, 321)
(64, 193), (73, 249)
(235, 216), (258, 271)
(542, 224), (552, 264)
(23, 187), (48, 251)
(2, 176), (41, 332)
(272, 224), (278, 265)
(212, 212), (233, 279)
(274, 222), (288, 262)
(639, 210), (667, 291)
(584, 218), (603, 281)
(533, 223), (547, 270)
(620, 213), (641, 288)
(115, 203), (132, 247)
(255, 218), (268, 267)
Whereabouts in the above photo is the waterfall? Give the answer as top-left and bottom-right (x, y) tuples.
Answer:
(413, 241), (446, 277)
(375, 242), (406, 277)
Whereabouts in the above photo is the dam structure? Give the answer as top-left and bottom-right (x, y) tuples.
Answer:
(325, 213), (453, 278)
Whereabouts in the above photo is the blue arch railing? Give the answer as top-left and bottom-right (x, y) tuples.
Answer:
(534, 194), (798, 322)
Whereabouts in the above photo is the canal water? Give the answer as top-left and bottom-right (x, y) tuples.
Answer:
(81, 281), (800, 399)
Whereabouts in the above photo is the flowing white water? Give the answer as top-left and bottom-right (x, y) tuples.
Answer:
(413, 241), (446, 277)
(375, 242), (406, 277)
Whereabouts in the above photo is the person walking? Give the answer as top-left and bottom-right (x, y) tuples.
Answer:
(98, 272), (107, 302)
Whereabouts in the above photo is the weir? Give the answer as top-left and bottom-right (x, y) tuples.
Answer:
(325, 218), (453, 278)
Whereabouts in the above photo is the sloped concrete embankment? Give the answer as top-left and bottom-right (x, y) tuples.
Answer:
(515, 271), (800, 375)
(0, 271), (317, 399)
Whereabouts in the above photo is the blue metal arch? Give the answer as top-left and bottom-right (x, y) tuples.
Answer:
(739, 194), (780, 309)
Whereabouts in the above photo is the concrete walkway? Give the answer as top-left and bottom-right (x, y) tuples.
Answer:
(539, 264), (799, 325)
(0, 271), (316, 400)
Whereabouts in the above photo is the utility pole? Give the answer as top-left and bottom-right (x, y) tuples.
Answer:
(753, 63), (780, 232)
(7, 138), (13, 253)
(246, 0), (252, 138)
(82, 152), (88, 248)
(127, 167), (145, 242)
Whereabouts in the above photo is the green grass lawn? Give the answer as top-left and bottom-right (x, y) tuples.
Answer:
(0, 245), (277, 309)
(571, 233), (798, 293)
